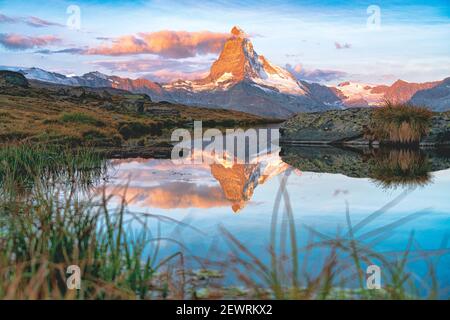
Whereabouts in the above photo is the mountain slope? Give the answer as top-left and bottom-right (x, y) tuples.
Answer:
(0, 63), (342, 118)
(332, 79), (444, 108)
(384, 79), (440, 103)
(2, 26), (448, 115)
(410, 77), (450, 112)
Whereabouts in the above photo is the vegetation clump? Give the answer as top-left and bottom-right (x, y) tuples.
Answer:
(369, 101), (433, 145)
(0, 143), (105, 193)
(60, 112), (106, 127)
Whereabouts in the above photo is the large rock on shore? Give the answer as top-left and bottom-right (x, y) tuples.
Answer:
(280, 108), (372, 144)
(0, 71), (29, 88)
(280, 108), (450, 146)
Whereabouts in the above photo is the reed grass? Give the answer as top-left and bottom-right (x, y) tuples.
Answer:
(370, 101), (433, 145)
(0, 187), (188, 299)
(0, 143), (105, 194)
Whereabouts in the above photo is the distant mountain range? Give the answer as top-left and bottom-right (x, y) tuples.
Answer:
(333, 79), (446, 109)
(1, 26), (448, 118)
(0, 66), (168, 101)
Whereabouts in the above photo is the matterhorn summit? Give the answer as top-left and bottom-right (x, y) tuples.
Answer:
(164, 26), (334, 118)
(231, 26), (246, 37)
(166, 26), (307, 94)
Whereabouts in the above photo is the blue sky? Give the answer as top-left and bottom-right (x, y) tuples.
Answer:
(0, 0), (449, 84)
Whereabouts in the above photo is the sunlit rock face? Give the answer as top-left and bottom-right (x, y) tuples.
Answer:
(384, 79), (440, 104)
(166, 26), (307, 92)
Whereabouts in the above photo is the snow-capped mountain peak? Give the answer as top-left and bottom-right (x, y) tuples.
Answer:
(231, 26), (246, 37)
(83, 71), (109, 80)
(164, 26), (307, 95)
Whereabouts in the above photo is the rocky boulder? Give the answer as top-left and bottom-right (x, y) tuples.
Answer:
(280, 108), (373, 144)
(0, 71), (29, 88)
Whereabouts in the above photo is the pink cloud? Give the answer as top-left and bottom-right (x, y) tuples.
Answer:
(86, 30), (229, 58)
(0, 33), (61, 50)
(146, 69), (209, 83)
(0, 13), (63, 28)
(286, 63), (347, 82)
(334, 41), (352, 50)
(25, 16), (64, 28)
(92, 58), (210, 82)
(103, 183), (231, 209)
(0, 13), (17, 23)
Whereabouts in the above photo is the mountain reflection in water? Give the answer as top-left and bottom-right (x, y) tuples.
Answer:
(105, 145), (450, 213)
(107, 150), (293, 212)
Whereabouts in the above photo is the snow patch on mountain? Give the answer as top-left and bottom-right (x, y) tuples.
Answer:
(334, 81), (385, 107)
(216, 72), (233, 84)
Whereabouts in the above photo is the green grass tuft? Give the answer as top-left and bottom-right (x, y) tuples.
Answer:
(0, 143), (106, 194)
(60, 112), (105, 127)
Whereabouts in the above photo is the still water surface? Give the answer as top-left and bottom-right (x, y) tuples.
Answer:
(100, 141), (450, 295)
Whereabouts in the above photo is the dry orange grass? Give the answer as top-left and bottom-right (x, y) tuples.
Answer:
(0, 92), (271, 146)
(370, 101), (433, 144)
(0, 95), (137, 145)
